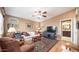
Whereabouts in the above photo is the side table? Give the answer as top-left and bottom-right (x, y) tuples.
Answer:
(32, 36), (41, 42)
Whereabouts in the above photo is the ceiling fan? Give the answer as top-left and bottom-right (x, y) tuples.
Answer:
(32, 10), (47, 19)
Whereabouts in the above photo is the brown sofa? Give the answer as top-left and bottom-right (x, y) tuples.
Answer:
(0, 37), (34, 52)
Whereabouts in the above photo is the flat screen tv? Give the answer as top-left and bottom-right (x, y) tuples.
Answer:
(47, 26), (53, 32)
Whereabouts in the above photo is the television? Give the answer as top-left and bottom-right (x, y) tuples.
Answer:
(47, 26), (53, 32)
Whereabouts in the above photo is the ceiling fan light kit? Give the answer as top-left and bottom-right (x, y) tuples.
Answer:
(32, 10), (47, 19)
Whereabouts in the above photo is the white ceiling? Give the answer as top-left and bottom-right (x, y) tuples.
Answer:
(5, 7), (75, 22)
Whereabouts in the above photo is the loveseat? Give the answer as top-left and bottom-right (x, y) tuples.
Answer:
(0, 37), (34, 52)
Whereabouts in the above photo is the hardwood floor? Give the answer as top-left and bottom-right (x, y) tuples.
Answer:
(49, 40), (79, 52)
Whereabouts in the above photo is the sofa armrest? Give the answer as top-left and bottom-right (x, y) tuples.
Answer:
(20, 43), (34, 52)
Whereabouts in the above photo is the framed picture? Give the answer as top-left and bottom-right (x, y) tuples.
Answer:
(61, 20), (71, 31)
(7, 17), (18, 29)
(27, 24), (31, 28)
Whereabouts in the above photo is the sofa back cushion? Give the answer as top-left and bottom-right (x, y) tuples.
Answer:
(15, 32), (22, 39)
(0, 37), (21, 52)
(6, 32), (15, 38)
(21, 32), (30, 36)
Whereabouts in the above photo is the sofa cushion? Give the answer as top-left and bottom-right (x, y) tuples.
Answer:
(21, 32), (30, 36)
(6, 32), (15, 38)
(15, 32), (22, 39)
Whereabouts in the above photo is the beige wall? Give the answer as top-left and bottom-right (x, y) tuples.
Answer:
(41, 9), (76, 35)
(4, 15), (39, 34)
(4, 9), (76, 36)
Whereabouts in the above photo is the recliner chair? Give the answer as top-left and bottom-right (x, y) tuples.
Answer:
(42, 26), (57, 40)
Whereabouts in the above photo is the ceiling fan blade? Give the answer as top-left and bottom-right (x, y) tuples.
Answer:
(42, 11), (47, 14)
(42, 15), (47, 17)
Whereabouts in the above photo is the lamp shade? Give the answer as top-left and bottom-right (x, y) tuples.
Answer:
(8, 27), (16, 32)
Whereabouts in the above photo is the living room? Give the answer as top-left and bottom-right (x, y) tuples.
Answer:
(0, 7), (79, 52)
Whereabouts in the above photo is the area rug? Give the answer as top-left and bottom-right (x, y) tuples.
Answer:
(34, 37), (58, 52)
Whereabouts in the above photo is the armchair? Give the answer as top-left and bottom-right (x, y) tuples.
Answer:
(42, 26), (57, 40)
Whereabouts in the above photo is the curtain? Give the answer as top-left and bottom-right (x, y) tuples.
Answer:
(0, 10), (4, 37)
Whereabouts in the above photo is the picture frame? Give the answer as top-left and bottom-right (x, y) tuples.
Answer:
(7, 17), (18, 29)
(61, 20), (71, 31)
(27, 24), (32, 28)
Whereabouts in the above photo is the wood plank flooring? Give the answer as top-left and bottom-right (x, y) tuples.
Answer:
(49, 40), (79, 52)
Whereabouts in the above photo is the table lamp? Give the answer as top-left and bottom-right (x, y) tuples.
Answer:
(7, 27), (16, 37)
(8, 27), (16, 33)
